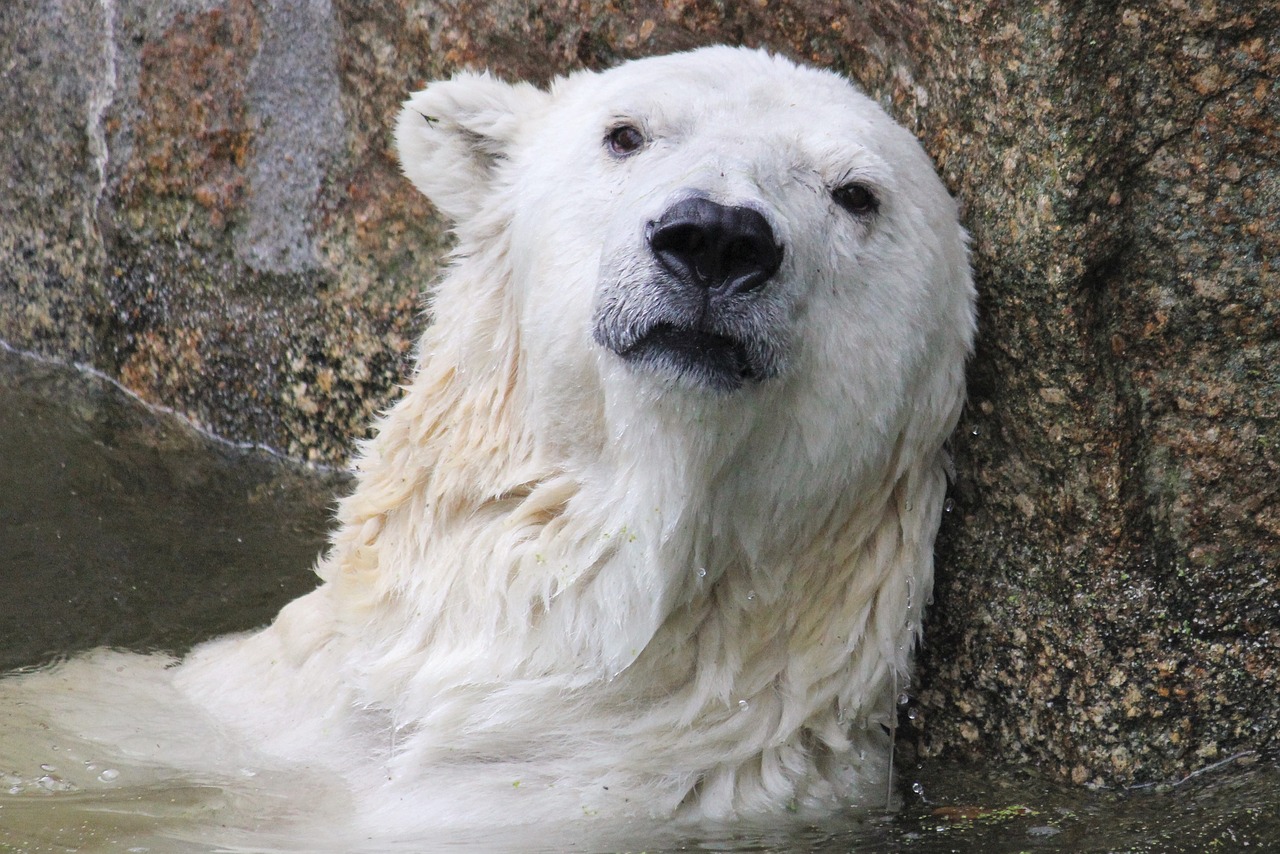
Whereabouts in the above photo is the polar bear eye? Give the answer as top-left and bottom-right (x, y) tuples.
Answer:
(833, 183), (879, 217)
(605, 124), (646, 158)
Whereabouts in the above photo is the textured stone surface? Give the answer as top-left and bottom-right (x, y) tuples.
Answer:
(2, 0), (436, 461)
(905, 0), (1280, 787)
(0, 0), (1276, 786)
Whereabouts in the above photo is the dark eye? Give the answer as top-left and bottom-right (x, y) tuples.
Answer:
(833, 183), (879, 217)
(605, 124), (646, 157)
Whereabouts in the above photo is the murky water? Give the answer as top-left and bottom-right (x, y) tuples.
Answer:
(0, 345), (343, 673)
(1, 344), (1277, 853)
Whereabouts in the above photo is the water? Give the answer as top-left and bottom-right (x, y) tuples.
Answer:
(0, 345), (345, 672)
(1, 345), (1278, 852)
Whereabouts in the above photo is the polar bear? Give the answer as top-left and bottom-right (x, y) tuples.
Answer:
(1, 46), (973, 843)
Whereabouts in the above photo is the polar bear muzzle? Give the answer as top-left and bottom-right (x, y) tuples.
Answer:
(592, 195), (787, 394)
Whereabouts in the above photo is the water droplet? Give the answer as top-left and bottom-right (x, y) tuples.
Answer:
(37, 774), (74, 792)
(97, 768), (119, 783)
(897, 692), (911, 706)
(696, 566), (707, 579)
(746, 590), (756, 602)
(39, 764), (55, 772)
(970, 427), (980, 436)
(738, 699), (749, 712)
(911, 781), (925, 796)
(907, 708), (919, 721)
(943, 498), (954, 513)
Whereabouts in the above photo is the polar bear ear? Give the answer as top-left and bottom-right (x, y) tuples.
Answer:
(395, 72), (548, 223)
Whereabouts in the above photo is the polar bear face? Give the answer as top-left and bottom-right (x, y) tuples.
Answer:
(396, 47), (973, 478)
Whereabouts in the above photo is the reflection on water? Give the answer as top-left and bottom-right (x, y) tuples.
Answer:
(1, 344), (1277, 853)
(0, 344), (344, 672)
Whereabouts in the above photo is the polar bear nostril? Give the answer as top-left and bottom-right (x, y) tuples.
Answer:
(649, 197), (782, 295)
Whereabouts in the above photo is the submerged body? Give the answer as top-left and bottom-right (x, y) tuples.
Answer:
(2, 47), (974, 841)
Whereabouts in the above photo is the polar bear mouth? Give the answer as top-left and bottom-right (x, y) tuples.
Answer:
(618, 323), (758, 393)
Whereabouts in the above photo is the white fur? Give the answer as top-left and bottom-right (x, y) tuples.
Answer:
(1, 47), (974, 843)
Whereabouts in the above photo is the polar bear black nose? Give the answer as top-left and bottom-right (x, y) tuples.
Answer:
(648, 197), (783, 295)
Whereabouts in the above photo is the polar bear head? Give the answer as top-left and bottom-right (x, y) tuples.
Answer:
(394, 47), (974, 482)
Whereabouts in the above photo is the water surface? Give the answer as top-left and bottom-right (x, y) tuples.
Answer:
(0, 345), (342, 671)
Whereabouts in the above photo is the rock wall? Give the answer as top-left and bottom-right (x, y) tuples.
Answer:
(1, 0), (1276, 785)
(1, 0), (435, 461)
(906, 1), (1279, 786)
